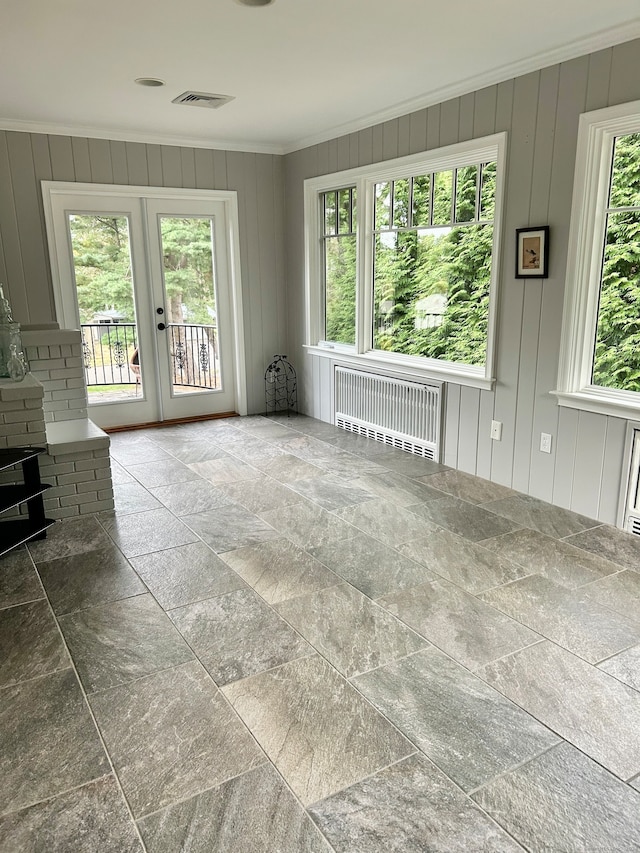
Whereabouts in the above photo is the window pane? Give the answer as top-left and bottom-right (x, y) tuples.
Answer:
(393, 179), (410, 228)
(412, 175), (431, 227)
(68, 214), (140, 404)
(610, 133), (640, 209)
(480, 162), (497, 220)
(338, 188), (351, 234)
(432, 171), (453, 225)
(592, 210), (640, 392)
(375, 182), (391, 229)
(455, 165), (478, 223)
(324, 192), (337, 236)
(325, 234), (356, 345)
(373, 224), (493, 365)
(159, 217), (220, 395)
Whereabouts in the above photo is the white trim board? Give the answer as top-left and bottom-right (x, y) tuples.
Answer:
(1, 22), (639, 156)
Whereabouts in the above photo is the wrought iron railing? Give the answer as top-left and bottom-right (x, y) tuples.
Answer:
(80, 322), (219, 390)
(81, 323), (138, 386)
(169, 323), (218, 389)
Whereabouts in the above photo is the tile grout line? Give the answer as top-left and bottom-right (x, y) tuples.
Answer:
(30, 561), (150, 853)
(11, 416), (637, 849)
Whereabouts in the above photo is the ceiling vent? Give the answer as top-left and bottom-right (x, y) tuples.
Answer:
(172, 91), (235, 110)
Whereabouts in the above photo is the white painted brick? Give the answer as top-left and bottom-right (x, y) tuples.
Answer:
(47, 483), (79, 498)
(93, 467), (112, 480)
(65, 378), (86, 390)
(73, 459), (101, 471)
(50, 368), (84, 380)
(25, 398), (44, 409)
(98, 488), (114, 500)
(60, 492), (97, 506)
(60, 345), (73, 358)
(57, 470), (96, 485)
(64, 357), (83, 369)
(49, 345), (61, 359)
(92, 448), (111, 458)
(81, 477), (112, 492)
(25, 347), (39, 361)
(66, 451), (94, 462)
(44, 400), (70, 412)
(52, 409), (87, 421)
(0, 424), (27, 436)
(4, 408), (40, 423)
(30, 358), (66, 371)
(37, 347), (49, 360)
(45, 380), (68, 392)
(0, 399), (26, 413)
(7, 435), (30, 447)
(51, 389), (86, 402)
(71, 344), (82, 356)
(44, 413), (55, 423)
(40, 462), (74, 476)
(77, 478), (109, 494)
(0, 383), (43, 401)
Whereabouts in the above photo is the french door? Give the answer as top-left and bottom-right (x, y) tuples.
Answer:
(42, 184), (246, 428)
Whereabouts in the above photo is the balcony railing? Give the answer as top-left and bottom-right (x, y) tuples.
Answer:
(80, 323), (219, 390)
(169, 323), (218, 389)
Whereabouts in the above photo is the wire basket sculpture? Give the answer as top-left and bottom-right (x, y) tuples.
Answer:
(265, 355), (297, 416)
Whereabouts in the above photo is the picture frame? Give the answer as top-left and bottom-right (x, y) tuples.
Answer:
(515, 226), (549, 278)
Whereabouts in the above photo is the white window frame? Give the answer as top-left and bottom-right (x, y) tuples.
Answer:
(303, 133), (507, 391)
(555, 99), (640, 419)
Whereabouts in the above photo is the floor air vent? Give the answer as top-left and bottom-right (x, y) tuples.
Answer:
(333, 366), (443, 461)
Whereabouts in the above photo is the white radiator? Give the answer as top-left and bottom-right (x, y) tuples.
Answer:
(624, 427), (640, 537)
(333, 366), (443, 460)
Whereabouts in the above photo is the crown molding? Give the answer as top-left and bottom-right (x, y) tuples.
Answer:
(282, 22), (640, 154)
(1, 23), (639, 157)
(0, 118), (287, 156)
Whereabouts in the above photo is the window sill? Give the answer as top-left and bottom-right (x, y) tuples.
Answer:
(552, 388), (640, 420)
(304, 345), (495, 390)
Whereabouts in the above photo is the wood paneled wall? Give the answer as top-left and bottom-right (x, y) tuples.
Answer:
(0, 134), (286, 413)
(283, 39), (640, 525)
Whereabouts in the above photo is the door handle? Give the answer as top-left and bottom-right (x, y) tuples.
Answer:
(157, 322), (166, 331)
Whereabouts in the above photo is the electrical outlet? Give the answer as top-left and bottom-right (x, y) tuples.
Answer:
(540, 432), (552, 454)
(490, 420), (502, 441)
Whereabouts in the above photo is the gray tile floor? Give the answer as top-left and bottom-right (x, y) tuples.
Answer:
(2, 413), (640, 851)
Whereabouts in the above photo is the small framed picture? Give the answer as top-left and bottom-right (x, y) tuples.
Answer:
(515, 226), (549, 278)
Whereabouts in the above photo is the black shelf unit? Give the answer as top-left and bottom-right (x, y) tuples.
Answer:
(0, 447), (54, 557)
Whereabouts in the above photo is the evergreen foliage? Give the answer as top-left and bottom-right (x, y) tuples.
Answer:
(592, 133), (640, 392)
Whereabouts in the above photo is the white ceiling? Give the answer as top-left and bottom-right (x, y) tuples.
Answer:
(3, 0), (640, 154)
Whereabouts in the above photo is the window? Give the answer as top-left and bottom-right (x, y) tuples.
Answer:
(556, 100), (640, 418)
(305, 134), (506, 389)
(321, 187), (356, 345)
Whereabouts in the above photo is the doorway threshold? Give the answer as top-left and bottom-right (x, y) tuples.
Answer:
(103, 411), (239, 433)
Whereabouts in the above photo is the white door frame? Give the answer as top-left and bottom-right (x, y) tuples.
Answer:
(42, 181), (248, 420)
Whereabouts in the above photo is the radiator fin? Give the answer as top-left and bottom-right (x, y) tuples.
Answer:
(625, 428), (640, 536)
(334, 366), (442, 461)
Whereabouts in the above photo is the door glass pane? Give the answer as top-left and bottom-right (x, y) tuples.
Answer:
(159, 217), (220, 396)
(67, 214), (141, 404)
